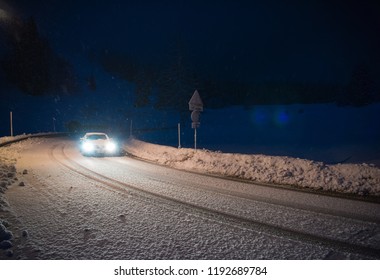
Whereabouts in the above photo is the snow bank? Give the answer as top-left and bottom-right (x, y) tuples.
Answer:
(0, 161), (16, 194)
(0, 134), (66, 200)
(0, 137), (43, 257)
(125, 139), (380, 197)
(0, 157), (17, 211)
(0, 133), (67, 147)
(0, 134), (58, 209)
(0, 139), (19, 257)
(0, 134), (31, 147)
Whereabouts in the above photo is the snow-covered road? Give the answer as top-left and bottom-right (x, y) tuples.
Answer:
(1, 137), (380, 259)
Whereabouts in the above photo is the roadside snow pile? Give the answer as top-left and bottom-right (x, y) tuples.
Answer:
(0, 157), (17, 211)
(0, 138), (19, 256)
(0, 135), (53, 206)
(0, 135), (33, 211)
(125, 139), (380, 197)
(0, 161), (16, 192)
(0, 220), (13, 245)
(0, 133), (63, 147)
(0, 134), (31, 146)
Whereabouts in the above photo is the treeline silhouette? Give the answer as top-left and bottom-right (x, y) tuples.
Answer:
(0, 16), (78, 96)
(99, 49), (379, 110)
(1, 16), (378, 109)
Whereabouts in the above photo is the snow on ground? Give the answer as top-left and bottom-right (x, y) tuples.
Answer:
(0, 136), (45, 199)
(0, 134), (59, 207)
(2, 136), (348, 260)
(0, 137), (49, 258)
(0, 137), (24, 257)
(1, 135), (379, 215)
(125, 138), (380, 197)
(0, 133), (61, 147)
(0, 134), (30, 146)
(0, 135), (380, 259)
(0, 151), (17, 211)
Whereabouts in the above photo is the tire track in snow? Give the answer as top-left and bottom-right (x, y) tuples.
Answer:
(50, 143), (380, 259)
(105, 156), (380, 224)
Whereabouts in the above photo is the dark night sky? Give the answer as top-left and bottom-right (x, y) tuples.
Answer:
(1, 0), (380, 160)
(3, 0), (380, 85)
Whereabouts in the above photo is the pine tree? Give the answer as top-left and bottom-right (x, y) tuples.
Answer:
(1, 16), (78, 96)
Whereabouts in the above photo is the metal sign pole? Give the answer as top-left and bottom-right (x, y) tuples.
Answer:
(194, 127), (197, 150)
(53, 117), (56, 132)
(178, 123), (181, 148)
(189, 90), (203, 151)
(10, 111), (13, 137)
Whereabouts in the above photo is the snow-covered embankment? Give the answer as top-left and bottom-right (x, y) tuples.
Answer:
(125, 138), (380, 197)
(0, 134), (61, 257)
(0, 146), (17, 256)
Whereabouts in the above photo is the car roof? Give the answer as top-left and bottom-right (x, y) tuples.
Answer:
(84, 132), (108, 136)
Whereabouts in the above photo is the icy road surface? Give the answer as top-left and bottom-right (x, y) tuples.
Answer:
(1, 137), (380, 259)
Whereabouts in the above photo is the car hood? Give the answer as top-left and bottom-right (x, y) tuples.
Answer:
(88, 139), (109, 145)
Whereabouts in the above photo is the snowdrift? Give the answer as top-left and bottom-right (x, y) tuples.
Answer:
(125, 139), (380, 197)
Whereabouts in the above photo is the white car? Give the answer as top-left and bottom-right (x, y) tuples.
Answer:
(79, 132), (118, 156)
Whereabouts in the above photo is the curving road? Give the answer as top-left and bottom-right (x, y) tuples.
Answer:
(4, 137), (380, 259)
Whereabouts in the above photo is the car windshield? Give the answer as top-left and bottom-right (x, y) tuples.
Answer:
(86, 134), (107, 140)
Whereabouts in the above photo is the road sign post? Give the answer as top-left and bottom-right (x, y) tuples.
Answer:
(178, 123), (181, 149)
(194, 127), (197, 150)
(10, 111), (13, 137)
(189, 90), (203, 150)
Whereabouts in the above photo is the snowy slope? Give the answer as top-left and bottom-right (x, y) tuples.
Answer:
(125, 138), (380, 197)
(0, 136), (379, 260)
(1, 135), (379, 203)
(0, 147), (17, 212)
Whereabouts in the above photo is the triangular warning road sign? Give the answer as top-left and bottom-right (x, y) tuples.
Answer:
(189, 90), (203, 111)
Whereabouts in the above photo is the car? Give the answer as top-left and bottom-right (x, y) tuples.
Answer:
(79, 132), (119, 156)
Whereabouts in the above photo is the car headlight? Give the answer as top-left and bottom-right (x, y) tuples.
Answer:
(82, 141), (94, 153)
(106, 141), (117, 153)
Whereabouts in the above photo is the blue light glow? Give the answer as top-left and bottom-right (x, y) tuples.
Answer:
(274, 110), (290, 125)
